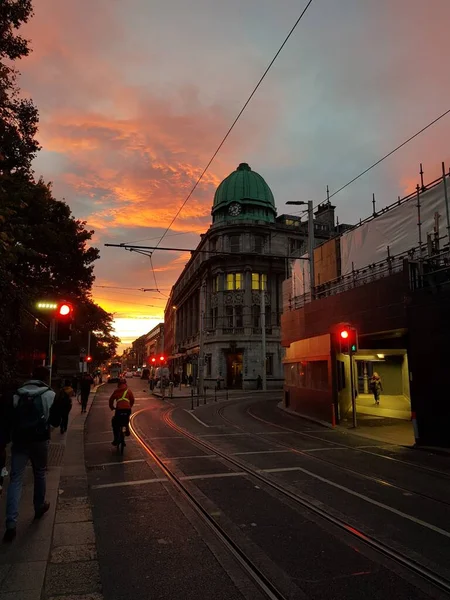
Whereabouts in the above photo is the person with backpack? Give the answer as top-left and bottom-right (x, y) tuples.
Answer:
(2, 367), (60, 543)
(54, 379), (73, 434)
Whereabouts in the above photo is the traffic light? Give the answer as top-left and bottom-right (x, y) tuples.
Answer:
(86, 356), (92, 363)
(151, 357), (156, 364)
(55, 301), (74, 342)
(338, 326), (358, 354)
(159, 355), (165, 362)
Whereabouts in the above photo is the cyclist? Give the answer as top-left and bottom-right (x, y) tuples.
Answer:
(109, 379), (135, 446)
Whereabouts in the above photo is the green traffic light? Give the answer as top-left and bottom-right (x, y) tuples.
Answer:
(351, 344), (356, 352)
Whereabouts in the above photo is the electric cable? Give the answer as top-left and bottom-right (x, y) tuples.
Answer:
(152, 0), (314, 251)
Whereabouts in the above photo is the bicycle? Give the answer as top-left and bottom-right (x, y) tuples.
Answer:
(115, 411), (130, 455)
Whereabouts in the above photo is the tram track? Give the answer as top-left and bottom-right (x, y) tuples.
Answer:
(129, 409), (291, 600)
(247, 405), (450, 481)
(156, 406), (450, 597)
(214, 405), (450, 510)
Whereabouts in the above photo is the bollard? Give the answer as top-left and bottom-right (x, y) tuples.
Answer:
(196, 386), (199, 407)
(225, 387), (228, 401)
(191, 388), (194, 410)
(203, 386), (207, 405)
(214, 386), (217, 402)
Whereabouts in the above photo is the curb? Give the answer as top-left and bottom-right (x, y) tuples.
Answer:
(41, 386), (104, 599)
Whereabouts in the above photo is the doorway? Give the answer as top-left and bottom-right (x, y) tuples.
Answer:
(226, 353), (243, 388)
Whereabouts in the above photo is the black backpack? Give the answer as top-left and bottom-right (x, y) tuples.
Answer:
(14, 387), (49, 441)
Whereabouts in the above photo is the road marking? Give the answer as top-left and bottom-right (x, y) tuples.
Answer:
(261, 466), (450, 539)
(86, 440), (137, 445)
(199, 433), (249, 437)
(185, 411), (210, 427)
(232, 450), (292, 456)
(88, 459), (146, 467)
(163, 454), (217, 460)
(256, 431), (301, 435)
(303, 447), (351, 452)
(179, 472), (245, 481)
(91, 471), (246, 489)
(92, 477), (167, 489)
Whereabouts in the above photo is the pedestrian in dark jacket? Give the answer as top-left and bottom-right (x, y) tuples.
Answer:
(53, 380), (73, 434)
(3, 367), (60, 543)
(79, 373), (93, 413)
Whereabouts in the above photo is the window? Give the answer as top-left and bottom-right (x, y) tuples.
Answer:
(205, 355), (212, 377)
(252, 273), (267, 290)
(289, 238), (304, 254)
(253, 236), (264, 253)
(210, 238), (217, 252)
(252, 305), (261, 328)
(266, 354), (273, 375)
(229, 235), (240, 253)
(213, 275), (220, 292)
(226, 273), (243, 290)
(235, 305), (243, 327)
(225, 306), (233, 328)
(210, 307), (218, 328)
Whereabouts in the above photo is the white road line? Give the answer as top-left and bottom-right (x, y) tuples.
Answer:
(88, 459), (146, 467)
(232, 450), (292, 456)
(179, 472), (245, 481)
(185, 410), (210, 427)
(91, 471), (246, 490)
(163, 454), (217, 460)
(261, 466), (450, 539)
(303, 447), (351, 452)
(86, 440), (137, 445)
(199, 433), (249, 437)
(91, 477), (167, 490)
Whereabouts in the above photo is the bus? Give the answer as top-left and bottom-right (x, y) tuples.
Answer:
(108, 362), (122, 383)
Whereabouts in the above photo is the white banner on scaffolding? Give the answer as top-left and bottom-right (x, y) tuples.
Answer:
(291, 254), (310, 297)
(340, 180), (449, 275)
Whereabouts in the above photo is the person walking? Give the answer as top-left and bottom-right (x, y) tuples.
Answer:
(3, 367), (60, 543)
(54, 379), (73, 434)
(370, 372), (383, 405)
(79, 372), (93, 413)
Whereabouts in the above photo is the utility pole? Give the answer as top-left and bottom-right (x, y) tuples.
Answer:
(48, 319), (56, 385)
(87, 330), (91, 373)
(198, 281), (206, 393)
(261, 286), (267, 391)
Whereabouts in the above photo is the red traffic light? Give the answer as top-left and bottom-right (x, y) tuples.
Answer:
(86, 356), (92, 362)
(151, 357), (156, 363)
(159, 356), (165, 362)
(340, 330), (349, 339)
(57, 302), (73, 317)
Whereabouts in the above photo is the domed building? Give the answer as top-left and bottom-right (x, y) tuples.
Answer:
(164, 163), (337, 390)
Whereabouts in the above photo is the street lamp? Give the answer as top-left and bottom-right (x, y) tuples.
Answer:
(285, 200), (315, 299)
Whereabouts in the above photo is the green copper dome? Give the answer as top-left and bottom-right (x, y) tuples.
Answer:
(212, 163), (276, 223)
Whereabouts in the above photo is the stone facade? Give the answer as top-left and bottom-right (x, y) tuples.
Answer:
(164, 164), (336, 390)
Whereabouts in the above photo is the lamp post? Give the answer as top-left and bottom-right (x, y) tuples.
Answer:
(286, 200), (315, 299)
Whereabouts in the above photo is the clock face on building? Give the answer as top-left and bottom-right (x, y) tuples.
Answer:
(228, 203), (242, 216)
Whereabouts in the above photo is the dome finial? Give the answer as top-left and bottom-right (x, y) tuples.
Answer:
(237, 163), (251, 172)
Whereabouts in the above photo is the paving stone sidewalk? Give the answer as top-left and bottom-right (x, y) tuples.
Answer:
(0, 388), (104, 600)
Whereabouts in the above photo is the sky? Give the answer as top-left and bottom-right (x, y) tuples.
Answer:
(18, 0), (450, 351)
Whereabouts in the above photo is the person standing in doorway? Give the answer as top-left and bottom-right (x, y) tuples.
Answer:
(80, 372), (93, 413)
(370, 372), (383, 405)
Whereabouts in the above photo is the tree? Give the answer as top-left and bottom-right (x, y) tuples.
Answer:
(0, 2), (115, 385)
(0, 1), (39, 174)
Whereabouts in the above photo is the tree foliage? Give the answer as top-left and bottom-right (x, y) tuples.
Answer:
(0, 2), (117, 385)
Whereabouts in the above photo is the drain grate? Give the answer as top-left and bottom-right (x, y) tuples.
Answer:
(48, 443), (65, 467)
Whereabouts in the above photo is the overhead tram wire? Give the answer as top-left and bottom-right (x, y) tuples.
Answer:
(151, 0), (314, 252)
(104, 243), (310, 261)
(306, 106), (450, 215)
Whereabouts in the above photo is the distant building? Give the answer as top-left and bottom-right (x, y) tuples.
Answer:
(164, 163), (341, 390)
(144, 323), (164, 361)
